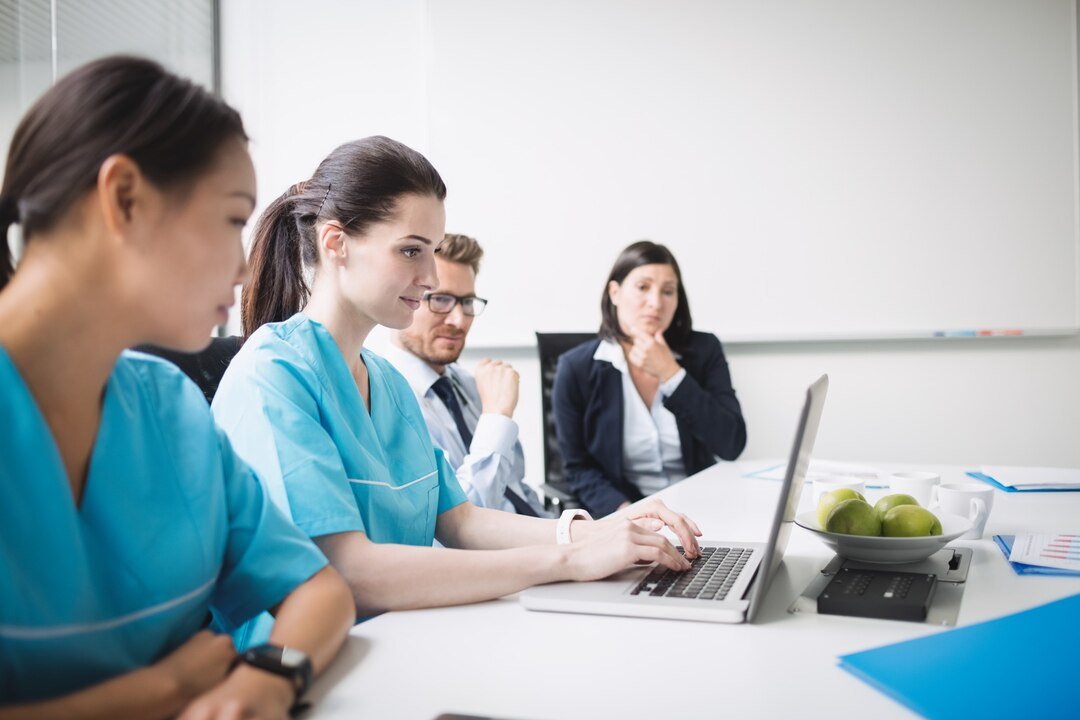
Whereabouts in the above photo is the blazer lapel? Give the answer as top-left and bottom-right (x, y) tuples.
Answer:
(671, 342), (701, 473)
(588, 358), (625, 482)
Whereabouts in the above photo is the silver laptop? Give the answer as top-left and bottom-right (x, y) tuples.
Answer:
(521, 374), (828, 624)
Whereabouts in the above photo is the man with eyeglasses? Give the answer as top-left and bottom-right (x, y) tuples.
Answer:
(385, 234), (549, 517)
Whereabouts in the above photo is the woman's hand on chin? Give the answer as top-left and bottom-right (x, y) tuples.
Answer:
(626, 329), (681, 381)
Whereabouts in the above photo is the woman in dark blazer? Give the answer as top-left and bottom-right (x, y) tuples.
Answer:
(552, 241), (747, 517)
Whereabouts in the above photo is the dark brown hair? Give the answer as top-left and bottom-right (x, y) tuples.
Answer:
(242, 136), (447, 336)
(598, 240), (693, 351)
(436, 233), (483, 275)
(0, 55), (247, 290)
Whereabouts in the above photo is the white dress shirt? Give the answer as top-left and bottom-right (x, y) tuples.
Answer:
(382, 344), (549, 517)
(593, 339), (687, 496)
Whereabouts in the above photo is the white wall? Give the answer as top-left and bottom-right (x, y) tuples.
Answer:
(426, 0), (1080, 346)
(222, 0), (1080, 489)
(221, 0), (430, 331)
(221, 0), (429, 246)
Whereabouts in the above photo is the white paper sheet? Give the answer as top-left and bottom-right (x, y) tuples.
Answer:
(1008, 533), (1080, 571)
(748, 459), (885, 485)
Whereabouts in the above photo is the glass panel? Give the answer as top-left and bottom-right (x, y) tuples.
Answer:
(55, 0), (213, 86)
(1, 0), (214, 258)
(1, 0), (214, 179)
(0, 0), (53, 171)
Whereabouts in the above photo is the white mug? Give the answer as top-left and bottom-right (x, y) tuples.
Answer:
(812, 475), (867, 505)
(889, 471), (941, 507)
(930, 482), (995, 539)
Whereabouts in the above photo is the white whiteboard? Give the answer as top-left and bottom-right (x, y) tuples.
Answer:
(425, 0), (1080, 346)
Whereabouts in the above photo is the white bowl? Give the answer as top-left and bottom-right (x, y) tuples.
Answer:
(794, 510), (973, 564)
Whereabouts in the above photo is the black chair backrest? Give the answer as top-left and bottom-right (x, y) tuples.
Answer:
(535, 332), (595, 505)
(135, 336), (243, 404)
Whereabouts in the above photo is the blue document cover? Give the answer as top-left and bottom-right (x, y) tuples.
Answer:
(994, 535), (1080, 577)
(839, 594), (1080, 720)
(967, 471), (1079, 492)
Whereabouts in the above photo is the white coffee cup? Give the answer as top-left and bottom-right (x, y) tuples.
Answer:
(889, 471), (941, 507)
(812, 475), (867, 505)
(930, 482), (995, 539)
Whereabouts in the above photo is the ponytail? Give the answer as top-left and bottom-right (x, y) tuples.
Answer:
(241, 188), (312, 337)
(0, 195), (15, 290)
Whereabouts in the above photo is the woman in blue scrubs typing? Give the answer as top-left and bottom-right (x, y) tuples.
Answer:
(0, 57), (353, 718)
(211, 137), (703, 616)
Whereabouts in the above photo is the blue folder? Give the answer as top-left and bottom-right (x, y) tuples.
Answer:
(994, 535), (1080, 577)
(839, 594), (1080, 720)
(967, 471), (1079, 492)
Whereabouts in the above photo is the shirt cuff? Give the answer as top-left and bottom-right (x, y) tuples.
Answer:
(469, 413), (519, 460)
(660, 367), (687, 396)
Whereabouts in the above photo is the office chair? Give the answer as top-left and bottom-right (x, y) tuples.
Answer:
(135, 336), (243, 404)
(534, 332), (595, 512)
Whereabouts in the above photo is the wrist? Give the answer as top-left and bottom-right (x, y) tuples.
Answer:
(231, 643), (311, 709)
(556, 508), (593, 545)
(142, 663), (187, 716)
(481, 402), (515, 418)
(552, 541), (581, 582)
(231, 664), (295, 710)
(548, 544), (574, 582)
(660, 361), (681, 383)
(565, 517), (596, 542)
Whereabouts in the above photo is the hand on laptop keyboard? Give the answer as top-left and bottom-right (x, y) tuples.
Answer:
(563, 519), (693, 581)
(602, 497), (703, 559)
(630, 546), (752, 601)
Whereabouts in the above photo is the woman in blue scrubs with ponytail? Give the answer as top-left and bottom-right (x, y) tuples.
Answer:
(212, 136), (704, 619)
(0, 56), (353, 718)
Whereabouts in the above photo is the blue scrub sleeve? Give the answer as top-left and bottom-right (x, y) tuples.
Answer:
(216, 355), (367, 539)
(435, 446), (468, 515)
(209, 427), (328, 629)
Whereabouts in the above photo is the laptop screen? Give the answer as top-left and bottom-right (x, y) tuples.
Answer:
(745, 374), (829, 622)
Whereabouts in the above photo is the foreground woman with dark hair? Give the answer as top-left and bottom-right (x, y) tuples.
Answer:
(552, 241), (748, 517)
(0, 56), (352, 718)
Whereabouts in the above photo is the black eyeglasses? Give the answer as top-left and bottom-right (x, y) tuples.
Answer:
(423, 292), (488, 317)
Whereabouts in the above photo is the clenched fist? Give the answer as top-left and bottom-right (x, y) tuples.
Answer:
(475, 359), (519, 417)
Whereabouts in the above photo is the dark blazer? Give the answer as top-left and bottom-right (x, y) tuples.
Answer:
(552, 332), (747, 517)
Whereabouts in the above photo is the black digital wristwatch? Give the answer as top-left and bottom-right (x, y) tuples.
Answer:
(233, 643), (313, 709)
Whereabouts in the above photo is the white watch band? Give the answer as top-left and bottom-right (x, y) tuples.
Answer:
(556, 509), (593, 545)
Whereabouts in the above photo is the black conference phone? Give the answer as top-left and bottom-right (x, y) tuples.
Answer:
(817, 567), (937, 622)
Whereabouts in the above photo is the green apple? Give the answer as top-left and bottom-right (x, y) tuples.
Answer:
(873, 493), (920, 522)
(824, 499), (882, 536)
(882, 505), (943, 537)
(817, 488), (867, 528)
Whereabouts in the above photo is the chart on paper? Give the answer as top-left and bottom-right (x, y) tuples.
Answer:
(1009, 534), (1080, 572)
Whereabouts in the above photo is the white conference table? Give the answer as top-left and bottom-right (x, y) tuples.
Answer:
(305, 462), (1080, 719)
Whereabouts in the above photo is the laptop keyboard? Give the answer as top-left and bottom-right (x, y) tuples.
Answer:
(630, 546), (751, 601)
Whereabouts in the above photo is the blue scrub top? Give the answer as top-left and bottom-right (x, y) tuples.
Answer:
(211, 313), (468, 550)
(0, 348), (327, 703)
